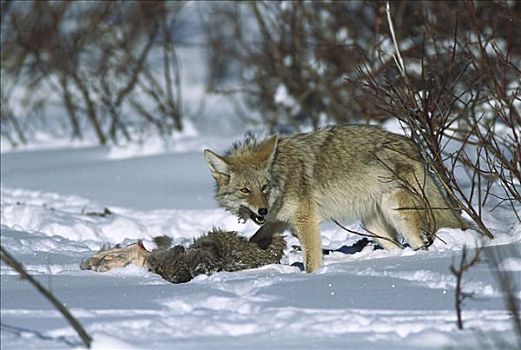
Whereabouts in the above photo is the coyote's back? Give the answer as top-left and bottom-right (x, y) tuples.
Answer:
(204, 125), (469, 272)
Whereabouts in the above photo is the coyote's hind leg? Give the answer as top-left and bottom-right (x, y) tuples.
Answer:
(362, 211), (402, 250)
(382, 189), (431, 250)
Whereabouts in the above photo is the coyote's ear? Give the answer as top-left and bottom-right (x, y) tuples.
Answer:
(257, 135), (278, 166)
(204, 149), (230, 176)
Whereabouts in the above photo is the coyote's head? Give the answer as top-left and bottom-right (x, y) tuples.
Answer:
(204, 135), (278, 225)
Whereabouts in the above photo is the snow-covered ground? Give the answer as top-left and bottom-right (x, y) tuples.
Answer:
(1, 131), (520, 350)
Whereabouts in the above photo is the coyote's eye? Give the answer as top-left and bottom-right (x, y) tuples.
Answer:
(239, 187), (250, 194)
(261, 184), (269, 193)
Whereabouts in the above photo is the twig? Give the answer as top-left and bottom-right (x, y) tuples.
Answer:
(386, 2), (406, 78)
(333, 220), (405, 248)
(449, 245), (482, 330)
(0, 246), (92, 348)
(0, 323), (79, 347)
(486, 246), (521, 344)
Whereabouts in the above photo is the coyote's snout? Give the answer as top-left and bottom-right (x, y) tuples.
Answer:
(204, 125), (470, 273)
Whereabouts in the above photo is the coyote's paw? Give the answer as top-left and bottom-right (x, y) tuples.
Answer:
(408, 233), (433, 251)
(81, 241), (149, 272)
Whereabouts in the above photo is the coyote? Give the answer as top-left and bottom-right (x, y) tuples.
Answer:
(204, 125), (469, 273)
(81, 229), (285, 283)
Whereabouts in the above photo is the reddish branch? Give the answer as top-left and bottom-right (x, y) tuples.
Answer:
(0, 246), (92, 348)
(449, 246), (481, 330)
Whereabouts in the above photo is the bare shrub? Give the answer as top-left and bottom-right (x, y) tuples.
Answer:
(202, 2), (394, 131)
(1, 0), (185, 146)
(203, 1), (519, 135)
(358, 1), (520, 238)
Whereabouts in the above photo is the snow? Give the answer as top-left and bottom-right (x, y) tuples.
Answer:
(106, 120), (200, 160)
(498, 258), (521, 272)
(3, 2), (520, 347)
(1, 133), (520, 350)
(274, 84), (299, 113)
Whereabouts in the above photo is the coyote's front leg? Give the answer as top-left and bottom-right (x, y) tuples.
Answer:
(81, 241), (150, 272)
(292, 204), (322, 273)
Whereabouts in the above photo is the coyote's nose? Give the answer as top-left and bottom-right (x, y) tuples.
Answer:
(258, 208), (268, 216)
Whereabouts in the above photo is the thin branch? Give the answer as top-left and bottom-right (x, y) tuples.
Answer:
(0, 246), (92, 348)
(486, 246), (521, 343)
(449, 245), (482, 330)
(333, 220), (405, 248)
(385, 1), (405, 78)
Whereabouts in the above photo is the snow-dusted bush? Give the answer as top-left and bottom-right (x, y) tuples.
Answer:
(359, 1), (520, 239)
(1, 1), (185, 146)
(203, 2), (519, 135)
